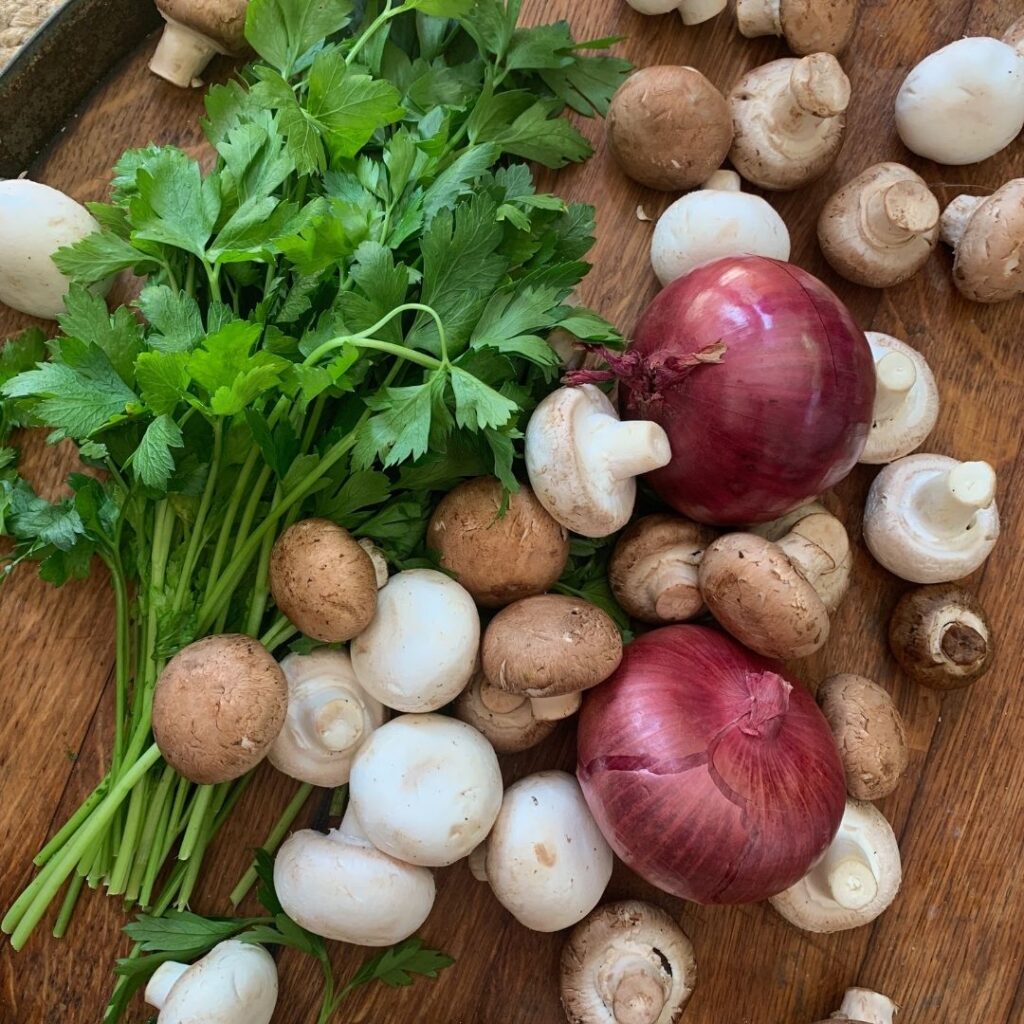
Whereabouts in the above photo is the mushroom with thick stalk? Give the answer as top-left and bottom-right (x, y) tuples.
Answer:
(650, 170), (791, 286)
(268, 649), (386, 788)
(818, 674), (908, 801)
(625, 0), (727, 25)
(453, 670), (558, 753)
(818, 163), (940, 288)
(470, 772), (613, 932)
(427, 476), (569, 608)
(609, 514), (718, 625)
(939, 180), (1024, 304)
(771, 799), (901, 932)
(889, 584), (994, 691)
(864, 454), (1000, 583)
(351, 568), (479, 712)
(736, 0), (858, 55)
(859, 332), (939, 465)
(149, 0), (249, 88)
(145, 940), (278, 1024)
(525, 385), (671, 537)
(729, 53), (851, 191)
(152, 635), (287, 784)
(607, 67), (734, 191)
(560, 900), (697, 1024)
(813, 989), (899, 1024)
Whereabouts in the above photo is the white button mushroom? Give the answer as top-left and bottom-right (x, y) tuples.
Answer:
(349, 714), (502, 867)
(149, 0), (249, 89)
(823, 988), (899, 1024)
(770, 799), (901, 933)
(625, 0), (727, 26)
(650, 170), (791, 286)
(144, 940), (278, 1024)
(735, 0), (859, 55)
(525, 385), (671, 538)
(471, 771), (613, 932)
(0, 180), (112, 320)
(267, 649), (386, 788)
(729, 53), (851, 191)
(864, 454), (1000, 583)
(351, 568), (479, 712)
(274, 804), (435, 946)
(859, 332), (939, 465)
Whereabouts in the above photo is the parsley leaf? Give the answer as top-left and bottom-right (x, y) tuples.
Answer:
(52, 231), (150, 284)
(245, 0), (355, 77)
(346, 938), (455, 989)
(129, 415), (184, 489)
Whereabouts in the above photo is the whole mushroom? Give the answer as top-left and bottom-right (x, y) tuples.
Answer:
(453, 670), (558, 754)
(525, 385), (671, 537)
(561, 901), (697, 1024)
(650, 170), (791, 287)
(889, 584), (994, 690)
(625, 0), (727, 26)
(814, 989), (899, 1024)
(735, 0), (858, 55)
(729, 53), (851, 191)
(864, 454), (1000, 583)
(149, 0), (249, 88)
(818, 163), (940, 288)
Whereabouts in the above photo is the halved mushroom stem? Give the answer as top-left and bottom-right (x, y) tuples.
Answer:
(837, 988), (899, 1024)
(912, 461), (996, 537)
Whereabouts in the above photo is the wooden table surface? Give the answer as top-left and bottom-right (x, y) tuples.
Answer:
(3, 1), (1024, 1021)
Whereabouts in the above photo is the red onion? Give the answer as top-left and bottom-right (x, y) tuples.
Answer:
(577, 625), (845, 904)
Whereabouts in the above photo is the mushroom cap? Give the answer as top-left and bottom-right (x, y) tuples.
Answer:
(698, 533), (830, 659)
(481, 771), (613, 932)
(863, 454), (1000, 584)
(482, 595), (624, 698)
(607, 67), (733, 191)
(155, 0), (249, 52)
(561, 900), (697, 1024)
(267, 649), (386, 788)
(818, 674), (909, 801)
(624, 0), (683, 11)
(778, 0), (859, 55)
(427, 476), (569, 608)
(453, 670), (558, 754)
(152, 635), (287, 784)
(349, 713), (503, 866)
(609, 514), (718, 624)
(889, 584), (994, 690)
(269, 518), (378, 642)
(860, 332), (939, 464)
(350, 568), (480, 712)
(948, 179), (1024, 303)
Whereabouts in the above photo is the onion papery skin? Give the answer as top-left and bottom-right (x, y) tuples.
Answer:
(622, 256), (875, 525)
(577, 625), (845, 905)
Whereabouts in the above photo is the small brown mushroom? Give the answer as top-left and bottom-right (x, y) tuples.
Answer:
(269, 519), (378, 643)
(153, 635), (287, 784)
(607, 67), (733, 191)
(149, 0), (249, 89)
(889, 584), (994, 690)
(818, 674), (908, 801)
(427, 477), (569, 608)
(453, 671), (558, 753)
(609, 514), (718, 624)
(736, 0), (859, 56)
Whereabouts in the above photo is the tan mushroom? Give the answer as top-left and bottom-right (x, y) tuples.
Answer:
(149, 0), (249, 89)
(607, 67), (734, 191)
(939, 180), (1024, 304)
(889, 584), (994, 691)
(735, 0), (858, 56)
(453, 670), (558, 753)
(730, 54), (851, 191)
(427, 477), (569, 608)
(153, 635), (287, 784)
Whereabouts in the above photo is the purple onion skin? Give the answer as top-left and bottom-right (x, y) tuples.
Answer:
(623, 256), (875, 525)
(577, 625), (845, 905)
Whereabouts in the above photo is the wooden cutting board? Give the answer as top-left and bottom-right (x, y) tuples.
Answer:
(2, 1), (1023, 1021)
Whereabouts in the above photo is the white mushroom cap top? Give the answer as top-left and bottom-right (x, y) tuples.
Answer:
(771, 799), (901, 933)
(864, 454), (1000, 584)
(349, 714), (502, 867)
(736, 0), (859, 55)
(561, 900), (697, 1024)
(145, 940), (278, 1024)
(472, 771), (612, 932)
(625, 0), (727, 24)
(859, 332), (939, 465)
(351, 568), (480, 712)
(650, 171), (791, 286)
(829, 988), (899, 1024)
(268, 649), (386, 788)
(526, 385), (671, 538)
(895, 37), (1024, 165)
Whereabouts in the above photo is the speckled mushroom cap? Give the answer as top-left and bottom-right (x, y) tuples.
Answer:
(737, 0), (858, 55)
(156, 0), (249, 53)
(561, 900), (697, 1024)
(453, 670), (558, 754)
(153, 634), (288, 784)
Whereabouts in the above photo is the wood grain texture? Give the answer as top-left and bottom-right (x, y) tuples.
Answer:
(2, 1), (1023, 1021)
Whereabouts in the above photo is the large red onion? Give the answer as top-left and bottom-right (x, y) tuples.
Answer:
(577, 625), (845, 904)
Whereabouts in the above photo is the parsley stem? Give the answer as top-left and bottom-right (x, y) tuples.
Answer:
(125, 764), (175, 904)
(108, 771), (149, 895)
(51, 870), (85, 939)
(346, 0), (411, 67)
(106, 553), (131, 775)
(34, 779), (108, 867)
(179, 784), (214, 862)
(259, 615), (297, 651)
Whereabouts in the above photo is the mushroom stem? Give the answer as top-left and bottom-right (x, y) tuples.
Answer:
(838, 987), (899, 1024)
(604, 957), (669, 1024)
(938, 615), (990, 668)
(638, 550), (704, 620)
(531, 692), (583, 721)
(782, 54), (851, 126)
(310, 696), (365, 753)
(479, 681), (527, 715)
(776, 514), (849, 590)
(468, 843), (488, 882)
(677, 0), (727, 25)
(939, 195), (984, 248)
(822, 839), (879, 910)
(703, 169), (743, 192)
(581, 417), (672, 483)
(873, 351), (917, 423)
(149, 18), (220, 88)
(863, 180), (939, 245)
(913, 462), (997, 537)
(145, 961), (189, 1009)
(735, 0), (782, 37)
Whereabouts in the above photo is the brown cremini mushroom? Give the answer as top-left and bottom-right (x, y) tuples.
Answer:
(607, 67), (733, 191)
(153, 635), (287, 784)
(269, 519), (378, 643)
(149, 0), (249, 89)
(453, 670), (558, 753)
(889, 584), (994, 690)
(427, 477), (569, 608)
(818, 674), (909, 801)
(736, 0), (858, 56)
